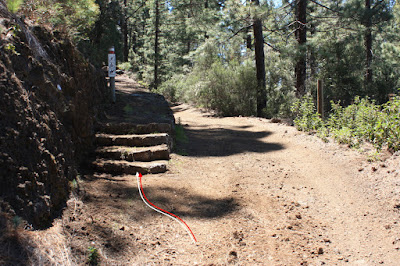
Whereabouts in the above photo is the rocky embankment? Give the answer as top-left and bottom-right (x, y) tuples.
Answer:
(0, 1), (109, 228)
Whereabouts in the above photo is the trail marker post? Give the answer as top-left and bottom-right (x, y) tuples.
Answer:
(108, 47), (116, 103)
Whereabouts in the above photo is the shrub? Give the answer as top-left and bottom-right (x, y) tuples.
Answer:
(7, 0), (23, 13)
(291, 95), (323, 131)
(291, 94), (400, 152)
(158, 58), (258, 116)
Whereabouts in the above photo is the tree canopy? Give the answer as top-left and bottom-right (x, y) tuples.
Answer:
(17, 0), (400, 117)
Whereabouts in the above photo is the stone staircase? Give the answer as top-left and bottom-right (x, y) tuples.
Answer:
(92, 122), (173, 175)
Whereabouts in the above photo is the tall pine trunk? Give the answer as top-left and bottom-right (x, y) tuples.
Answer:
(153, 0), (160, 90)
(252, 0), (266, 117)
(364, 0), (373, 86)
(122, 0), (129, 62)
(295, 0), (307, 98)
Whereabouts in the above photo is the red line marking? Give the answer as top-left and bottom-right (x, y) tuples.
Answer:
(139, 173), (197, 242)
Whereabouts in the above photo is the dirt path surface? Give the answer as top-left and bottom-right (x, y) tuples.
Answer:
(62, 75), (400, 265)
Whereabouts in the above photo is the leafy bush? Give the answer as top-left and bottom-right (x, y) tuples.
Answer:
(21, 0), (99, 41)
(118, 62), (132, 72)
(158, 42), (258, 116)
(7, 0), (23, 13)
(291, 94), (400, 152)
(291, 95), (324, 131)
(379, 96), (400, 151)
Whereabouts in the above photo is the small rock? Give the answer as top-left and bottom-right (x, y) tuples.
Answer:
(120, 226), (125, 231)
(296, 213), (302, 219)
(318, 247), (324, 255)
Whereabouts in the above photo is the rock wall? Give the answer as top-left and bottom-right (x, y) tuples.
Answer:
(0, 2), (109, 228)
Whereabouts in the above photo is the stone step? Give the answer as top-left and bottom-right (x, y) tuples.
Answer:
(93, 159), (168, 175)
(95, 133), (171, 148)
(98, 122), (172, 135)
(95, 144), (170, 162)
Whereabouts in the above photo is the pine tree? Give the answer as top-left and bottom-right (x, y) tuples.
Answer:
(295, 0), (307, 97)
(251, 0), (267, 116)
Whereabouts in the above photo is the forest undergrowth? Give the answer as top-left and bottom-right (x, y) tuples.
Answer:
(291, 94), (400, 156)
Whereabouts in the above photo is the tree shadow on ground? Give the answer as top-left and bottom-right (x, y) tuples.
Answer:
(177, 126), (284, 157)
(0, 212), (33, 265)
(83, 177), (239, 221)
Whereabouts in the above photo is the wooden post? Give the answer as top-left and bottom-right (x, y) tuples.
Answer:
(317, 79), (324, 118)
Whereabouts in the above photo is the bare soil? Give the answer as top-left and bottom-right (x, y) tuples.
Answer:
(44, 76), (400, 264)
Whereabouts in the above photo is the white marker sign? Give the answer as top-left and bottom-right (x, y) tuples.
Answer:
(108, 47), (116, 78)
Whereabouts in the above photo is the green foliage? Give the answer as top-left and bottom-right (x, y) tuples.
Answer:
(11, 216), (22, 228)
(174, 121), (189, 156)
(118, 62), (132, 72)
(20, 0), (116, 66)
(87, 246), (99, 265)
(158, 40), (258, 117)
(380, 95), (400, 151)
(69, 179), (78, 190)
(79, 0), (122, 66)
(291, 96), (324, 131)
(4, 43), (20, 55)
(123, 104), (134, 115)
(292, 94), (400, 152)
(175, 124), (188, 144)
(6, 0), (23, 13)
(18, 0), (400, 120)
(264, 51), (296, 118)
(22, 0), (99, 41)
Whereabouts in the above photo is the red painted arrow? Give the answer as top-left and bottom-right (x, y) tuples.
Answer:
(137, 172), (197, 243)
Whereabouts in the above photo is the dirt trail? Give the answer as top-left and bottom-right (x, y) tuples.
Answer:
(61, 76), (400, 265)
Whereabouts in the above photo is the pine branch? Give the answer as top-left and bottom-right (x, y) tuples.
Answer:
(127, 2), (146, 18)
(372, 0), (385, 10)
(263, 41), (281, 53)
(228, 24), (253, 40)
(309, 0), (341, 14)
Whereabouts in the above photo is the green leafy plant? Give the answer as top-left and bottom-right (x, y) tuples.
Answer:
(118, 62), (131, 72)
(174, 121), (189, 156)
(291, 95), (323, 132)
(291, 94), (400, 153)
(367, 151), (381, 162)
(4, 43), (20, 56)
(7, 0), (23, 13)
(11, 216), (22, 228)
(69, 179), (78, 190)
(87, 246), (99, 265)
(123, 104), (134, 115)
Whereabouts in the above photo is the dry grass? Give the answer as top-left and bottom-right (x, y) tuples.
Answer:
(28, 221), (75, 265)
(0, 204), (75, 265)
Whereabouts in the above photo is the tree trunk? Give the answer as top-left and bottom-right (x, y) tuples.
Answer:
(364, 0), (373, 86)
(122, 0), (129, 62)
(246, 27), (252, 49)
(153, 0), (160, 90)
(295, 0), (307, 98)
(252, 0), (266, 117)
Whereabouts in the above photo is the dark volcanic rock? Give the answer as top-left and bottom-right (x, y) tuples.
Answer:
(0, 3), (108, 228)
